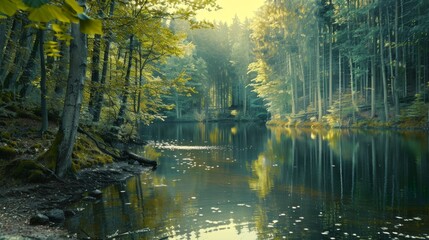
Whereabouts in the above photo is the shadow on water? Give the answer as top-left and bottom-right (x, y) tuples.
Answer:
(66, 123), (429, 239)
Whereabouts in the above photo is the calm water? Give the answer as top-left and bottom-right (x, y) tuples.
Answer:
(66, 123), (429, 239)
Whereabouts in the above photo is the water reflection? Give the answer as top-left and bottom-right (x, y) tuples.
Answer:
(66, 123), (429, 239)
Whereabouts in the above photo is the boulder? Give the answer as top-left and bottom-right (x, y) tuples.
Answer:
(46, 209), (65, 223)
(64, 209), (76, 217)
(89, 189), (102, 199)
(29, 213), (49, 226)
(82, 196), (97, 201)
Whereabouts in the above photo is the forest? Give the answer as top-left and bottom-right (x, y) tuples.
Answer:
(1, 0), (429, 177)
(1, 0), (429, 238)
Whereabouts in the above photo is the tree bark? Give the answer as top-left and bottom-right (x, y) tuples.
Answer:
(18, 31), (40, 98)
(114, 34), (134, 128)
(4, 19), (32, 97)
(53, 40), (69, 98)
(0, 16), (22, 89)
(316, 26), (322, 120)
(93, 0), (116, 122)
(88, 33), (101, 116)
(0, 18), (12, 67)
(379, 3), (389, 121)
(53, 9), (88, 177)
(39, 29), (48, 134)
(329, 24), (333, 108)
(394, 0), (400, 115)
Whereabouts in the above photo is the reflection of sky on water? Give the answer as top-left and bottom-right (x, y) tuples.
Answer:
(66, 123), (429, 239)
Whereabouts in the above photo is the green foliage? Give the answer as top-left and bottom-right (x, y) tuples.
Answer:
(1, 0), (102, 34)
(0, 0), (28, 18)
(399, 94), (428, 127)
(324, 92), (365, 127)
(79, 18), (102, 35)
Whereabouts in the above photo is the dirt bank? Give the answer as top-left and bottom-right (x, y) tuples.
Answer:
(0, 162), (153, 239)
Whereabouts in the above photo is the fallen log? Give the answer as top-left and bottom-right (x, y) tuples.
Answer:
(122, 150), (157, 167)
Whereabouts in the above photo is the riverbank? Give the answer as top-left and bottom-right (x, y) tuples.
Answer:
(0, 162), (153, 239)
(266, 115), (429, 131)
(0, 115), (154, 239)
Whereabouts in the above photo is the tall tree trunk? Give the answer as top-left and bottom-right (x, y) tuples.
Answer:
(371, 53), (376, 118)
(371, 7), (376, 118)
(349, 56), (356, 123)
(394, 0), (400, 115)
(88, 33), (101, 116)
(0, 18), (12, 67)
(329, 24), (333, 108)
(53, 40), (69, 98)
(39, 29), (48, 134)
(299, 51), (306, 112)
(288, 54), (296, 115)
(0, 16), (22, 88)
(18, 31), (40, 98)
(43, 4), (88, 177)
(243, 76), (247, 116)
(93, 0), (115, 122)
(339, 51), (342, 123)
(115, 34), (134, 128)
(4, 20), (32, 97)
(347, 0), (356, 123)
(379, 3), (389, 121)
(316, 26), (323, 120)
(175, 92), (180, 119)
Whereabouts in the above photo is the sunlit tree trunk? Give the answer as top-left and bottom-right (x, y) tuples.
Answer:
(347, 0), (356, 123)
(316, 26), (323, 120)
(298, 52), (306, 112)
(288, 55), (296, 115)
(115, 34), (134, 128)
(93, 0), (115, 122)
(339, 51), (342, 122)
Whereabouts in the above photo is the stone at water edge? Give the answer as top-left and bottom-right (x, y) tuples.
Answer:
(29, 213), (49, 225)
(64, 209), (76, 217)
(89, 189), (102, 199)
(82, 196), (97, 201)
(45, 209), (65, 223)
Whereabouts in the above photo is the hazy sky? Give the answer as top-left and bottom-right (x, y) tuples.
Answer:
(197, 0), (265, 24)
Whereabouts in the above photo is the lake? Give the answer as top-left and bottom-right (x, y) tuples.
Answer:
(66, 122), (429, 239)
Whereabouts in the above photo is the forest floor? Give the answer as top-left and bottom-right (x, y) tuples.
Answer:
(0, 116), (153, 239)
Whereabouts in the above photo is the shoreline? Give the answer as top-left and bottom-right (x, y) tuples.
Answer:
(0, 161), (153, 239)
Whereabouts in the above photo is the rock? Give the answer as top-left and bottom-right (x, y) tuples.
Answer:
(64, 209), (76, 217)
(29, 213), (49, 226)
(89, 189), (102, 199)
(82, 196), (97, 201)
(46, 209), (65, 223)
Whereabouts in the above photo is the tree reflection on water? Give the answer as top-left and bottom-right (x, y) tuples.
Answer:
(66, 123), (429, 239)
